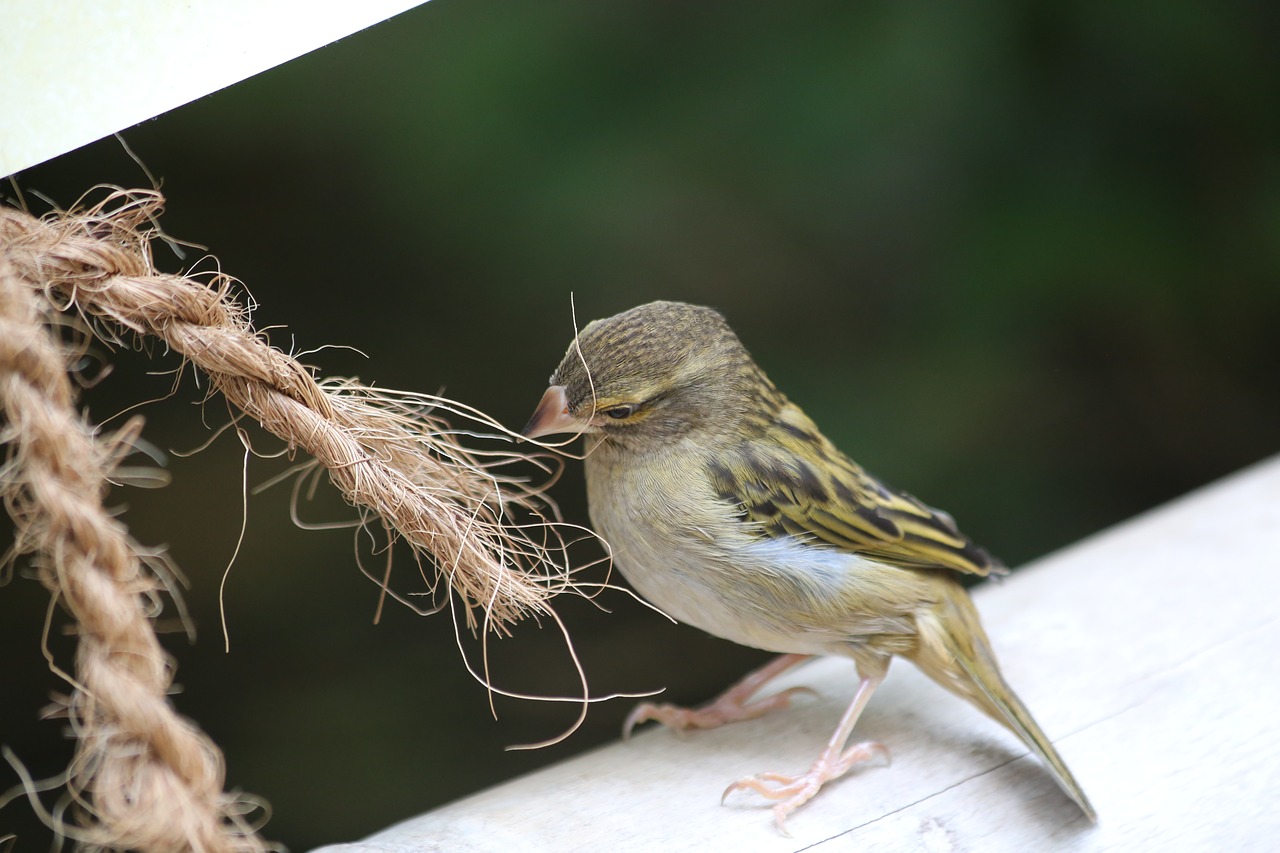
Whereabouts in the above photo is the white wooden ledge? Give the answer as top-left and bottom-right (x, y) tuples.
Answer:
(315, 456), (1280, 852)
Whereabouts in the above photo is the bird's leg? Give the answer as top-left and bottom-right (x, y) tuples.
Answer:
(624, 653), (814, 738)
(723, 670), (889, 833)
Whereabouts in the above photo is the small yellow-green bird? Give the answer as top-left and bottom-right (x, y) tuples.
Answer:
(522, 300), (1094, 830)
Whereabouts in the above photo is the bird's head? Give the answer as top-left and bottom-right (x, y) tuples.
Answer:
(522, 301), (776, 446)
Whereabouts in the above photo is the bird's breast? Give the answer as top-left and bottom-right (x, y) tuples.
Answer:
(584, 446), (926, 657)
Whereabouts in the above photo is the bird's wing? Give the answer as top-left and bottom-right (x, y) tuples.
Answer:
(707, 422), (1004, 578)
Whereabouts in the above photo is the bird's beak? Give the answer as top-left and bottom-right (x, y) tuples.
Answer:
(521, 385), (580, 439)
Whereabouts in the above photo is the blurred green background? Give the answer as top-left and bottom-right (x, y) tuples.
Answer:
(3, 0), (1278, 848)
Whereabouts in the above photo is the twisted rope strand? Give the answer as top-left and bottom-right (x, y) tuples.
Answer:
(1, 189), (570, 630)
(0, 249), (267, 851)
(1, 187), (588, 849)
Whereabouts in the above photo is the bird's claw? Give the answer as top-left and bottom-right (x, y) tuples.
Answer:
(722, 740), (890, 833)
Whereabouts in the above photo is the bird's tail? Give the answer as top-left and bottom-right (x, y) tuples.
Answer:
(914, 587), (1097, 822)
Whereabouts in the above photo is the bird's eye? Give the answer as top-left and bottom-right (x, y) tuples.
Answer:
(603, 404), (635, 420)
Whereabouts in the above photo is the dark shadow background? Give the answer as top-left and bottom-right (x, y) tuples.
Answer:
(3, 1), (1278, 849)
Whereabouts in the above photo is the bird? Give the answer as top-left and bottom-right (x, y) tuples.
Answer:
(521, 300), (1095, 831)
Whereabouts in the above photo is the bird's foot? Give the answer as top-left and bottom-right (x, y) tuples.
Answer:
(623, 654), (814, 738)
(722, 740), (890, 833)
(623, 685), (815, 738)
